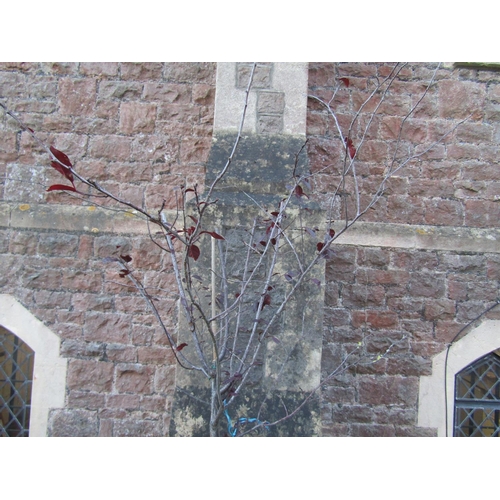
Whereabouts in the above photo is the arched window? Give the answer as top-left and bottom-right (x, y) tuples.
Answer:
(454, 349), (500, 437)
(0, 295), (67, 436)
(418, 320), (500, 437)
(1, 327), (35, 436)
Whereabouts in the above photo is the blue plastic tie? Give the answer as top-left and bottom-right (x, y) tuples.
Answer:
(223, 400), (269, 436)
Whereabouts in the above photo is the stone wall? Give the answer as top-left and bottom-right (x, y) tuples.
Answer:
(0, 62), (216, 436)
(1, 62), (499, 436)
(307, 62), (500, 436)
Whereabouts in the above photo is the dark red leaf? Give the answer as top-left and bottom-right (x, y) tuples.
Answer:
(27, 127), (34, 133)
(270, 238), (276, 245)
(50, 161), (74, 184)
(317, 242), (325, 252)
(329, 229), (336, 238)
(344, 138), (356, 159)
(339, 77), (350, 88)
(201, 231), (225, 240)
(176, 343), (188, 352)
(270, 211), (280, 217)
(294, 184), (308, 198)
(47, 184), (77, 192)
(50, 145), (72, 167)
(119, 269), (130, 277)
(120, 255), (132, 263)
(188, 244), (200, 261)
(263, 293), (271, 307)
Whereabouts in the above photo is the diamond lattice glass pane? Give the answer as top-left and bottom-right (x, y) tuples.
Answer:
(1, 328), (35, 437)
(454, 351), (500, 437)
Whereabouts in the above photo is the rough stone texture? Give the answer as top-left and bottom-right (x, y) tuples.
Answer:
(308, 62), (500, 436)
(2, 63), (500, 437)
(0, 63), (215, 436)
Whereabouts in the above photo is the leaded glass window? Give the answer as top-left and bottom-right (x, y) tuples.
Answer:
(454, 349), (500, 437)
(0, 327), (35, 437)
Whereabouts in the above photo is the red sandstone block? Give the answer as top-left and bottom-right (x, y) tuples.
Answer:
(351, 424), (396, 437)
(119, 101), (157, 134)
(120, 62), (163, 81)
(456, 122), (494, 143)
(342, 284), (386, 308)
(424, 199), (464, 226)
(61, 269), (102, 292)
(352, 310), (398, 329)
(352, 91), (382, 113)
(142, 82), (191, 103)
(465, 199), (500, 227)
(164, 63), (215, 84)
(157, 102), (199, 124)
(40, 62), (78, 75)
(306, 112), (329, 136)
(83, 311), (131, 343)
(179, 137), (211, 163)
(67, 390), (106, 409)
(140, 395), (167, 412)
(114, 363), (154, 394)
(144, 184), (179, 211)
(48, 409), (98, 437)
(137, 346), (175, 365)
(105, 344), (138, 363)
(79, 62), (119, 77)
(89, 135), (132, 161)
(71, 293), (113, 313)
(357, 269), (410, 286)
(23, 268), (63, 290)
(9, 231), (39, 255)
(308, 63), (337, 87)
(192, 84), (215, 105)
(438, 80), (486, 120)
(67, 359), (114, 392)
(197, 109), (214, 129)
(358, 375), (418, 406)
(106, 393), (141, 409)
(98, 80), (143, 100)
(98, 419), (114, 437)
(118, 184), (144, 209)
(0, 71), (26, 98)
(58, 78), (97, 116)
(435, 320), (468, 343)
(34, 290), (71, 309)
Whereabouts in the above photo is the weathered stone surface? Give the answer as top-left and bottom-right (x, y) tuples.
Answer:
(48, 409), (99, 437)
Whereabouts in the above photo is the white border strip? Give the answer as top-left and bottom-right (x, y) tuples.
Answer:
(418, 320), (500, 436)
(0, 294), (67, 436)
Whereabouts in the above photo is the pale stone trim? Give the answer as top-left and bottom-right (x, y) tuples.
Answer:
(418, 320), (500, 437)
(0, 294), (67, 436)
(213, 62), (308, 136)
(2, 201), (500, 254)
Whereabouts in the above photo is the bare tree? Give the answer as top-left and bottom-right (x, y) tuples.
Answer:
(0, 62), (464, 436)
